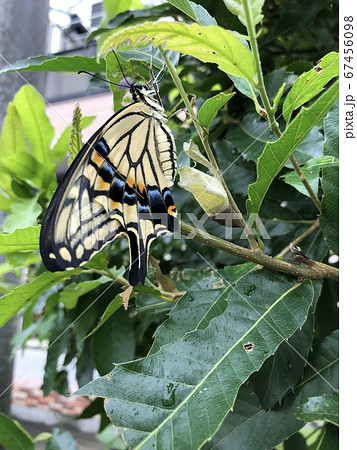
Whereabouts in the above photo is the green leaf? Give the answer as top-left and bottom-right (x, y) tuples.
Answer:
(246, 81), (339, 222)
(149, 263), (256, 355)
(13, 85), (54, 168)
(42, 310), (70, 396)
(0, 268), (81, 327)
(0, 226), (40, 254)
(281, 166), (319, 197)
(68, 104), (84, 165)
(92, 308), (135, 375)
(59, 279), (108, 309)
(105, 51), (126, 112)
(223, 0), (264, 26)
(0, 55), (106, 74)
(250, 302), (317, 409)
(283, 52), (339, 123)
(102, 0), (143, 26)
(206, 331), (338, 449)
(77, 270), (313, 448)
(296, 394), (339, 426)
(3, 197), (42, 233)
(44, 427), (78, 450)
(226, 112), (275, 162)
(0, 152), (45, 187)
(0, 103), (28, 155)
(0, 413), (34, 450)
(85, 294), (123, 339)
(284, 127), (323, 168)
(320, 102), (339, 254)
(198, 92), (235, 130)
(167, 0), (217, 25)
(99, 22), (256, 82)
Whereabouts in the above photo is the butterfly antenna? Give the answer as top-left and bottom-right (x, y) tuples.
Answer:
(78, 70), (129, 89)
(111, 49), (131, 87)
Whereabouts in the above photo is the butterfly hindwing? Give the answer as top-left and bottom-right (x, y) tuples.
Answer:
(40, 94), (177, 284)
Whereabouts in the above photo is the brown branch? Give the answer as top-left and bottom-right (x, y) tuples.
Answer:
(179, 222), (339, 281)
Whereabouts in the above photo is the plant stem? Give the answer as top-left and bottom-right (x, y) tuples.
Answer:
(158, 45), (259, 250)
(289, 155), (322, 211)
(276, 219), (320, 258)
(242, 0), (321, 212)
(180, 221), (339, 281)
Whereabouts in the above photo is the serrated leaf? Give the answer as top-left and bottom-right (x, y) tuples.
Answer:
(205, 331), (338, 449)
(13, 85), (54, 168)
(283, 52), (339, 123)
(0, 268), (81, 327)
(223, 0), (264, 26)
(246, 81), (338, 223)
(51, 115), (96, 167)
(77, 270), (313, 448)
(198, 92), (235, 130)
(0, 226), (40, 254)
(99, 22), (256, 82)
(296, 394), (339, 426)
(0, 413), (34, 450)
(320, 102), (338, 254)
(68, 104), (84, 165)
(0, 55), (106, 74)
(167, 0), (217, 25)
(178, 166), (229, 215)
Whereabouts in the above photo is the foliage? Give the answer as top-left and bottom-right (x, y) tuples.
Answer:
(0, 0), (338, 448)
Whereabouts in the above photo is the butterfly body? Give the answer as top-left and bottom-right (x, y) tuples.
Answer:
(40, 83), (177, 285)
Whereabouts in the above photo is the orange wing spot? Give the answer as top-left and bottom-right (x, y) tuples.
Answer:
(97, 178), (110, 191)
(168, 205), (177, 216)
(137, 181), (145, 193)
(92, 152), (103, 167)
(127, 177), (134, 188)
(110, 199), (121, 209)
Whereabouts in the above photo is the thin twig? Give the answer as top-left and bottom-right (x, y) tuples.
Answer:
(276, 219), (320, 258)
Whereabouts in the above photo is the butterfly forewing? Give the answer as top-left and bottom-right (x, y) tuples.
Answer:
(40, 87), (177, 285)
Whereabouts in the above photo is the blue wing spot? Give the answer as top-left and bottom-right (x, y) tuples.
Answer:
(95, 138), (110, 157)
(109, 178), (125, 202)
(99, 161), (115, 183)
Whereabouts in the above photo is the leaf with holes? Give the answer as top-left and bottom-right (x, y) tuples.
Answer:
(206, 330), (338, 449)
(296, 394), (339, 426)
(99, 21), (256, 82)
(283, 52), (339, 123)
(77, 269), (313, 448)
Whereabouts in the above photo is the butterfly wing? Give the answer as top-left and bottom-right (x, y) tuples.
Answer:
(40, 101), (177, 285)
